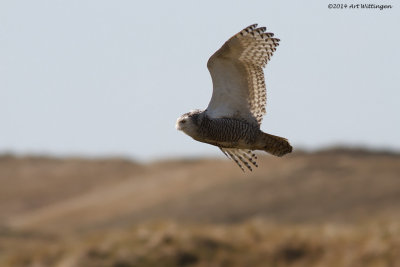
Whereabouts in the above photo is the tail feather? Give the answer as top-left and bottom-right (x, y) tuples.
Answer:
(261, 132), (292, 157)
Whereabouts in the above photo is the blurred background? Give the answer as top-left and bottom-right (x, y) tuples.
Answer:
(1, 0), (399, 266)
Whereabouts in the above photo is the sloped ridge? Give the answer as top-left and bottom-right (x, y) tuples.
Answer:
(0, 148), (400, 232)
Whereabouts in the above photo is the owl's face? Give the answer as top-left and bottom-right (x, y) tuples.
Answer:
(176, 110), (201, 137)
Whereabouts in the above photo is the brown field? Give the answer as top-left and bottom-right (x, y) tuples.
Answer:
(1, 148), (400, 267)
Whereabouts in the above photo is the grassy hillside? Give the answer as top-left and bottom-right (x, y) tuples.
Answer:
(0, 148), (399, 266)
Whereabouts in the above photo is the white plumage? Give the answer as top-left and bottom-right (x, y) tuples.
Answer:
(206, 24), (278, 124)
(176, 24), (292, 171)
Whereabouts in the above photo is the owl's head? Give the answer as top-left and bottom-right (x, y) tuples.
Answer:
(176, 110), (202, 137)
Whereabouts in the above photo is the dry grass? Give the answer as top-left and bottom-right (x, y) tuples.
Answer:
(1, 148), (400, 266)
(1, 220), (400, 267)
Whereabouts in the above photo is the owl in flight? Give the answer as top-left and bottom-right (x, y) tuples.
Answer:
(176, 24), (292, 171)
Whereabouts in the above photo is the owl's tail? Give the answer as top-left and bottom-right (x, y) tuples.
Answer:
(259, 132), (293, 157)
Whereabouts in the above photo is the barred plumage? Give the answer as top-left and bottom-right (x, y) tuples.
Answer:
(198, 116), (257, 144)
(176, 24), (292, 172)
(207, 23), (280, 124)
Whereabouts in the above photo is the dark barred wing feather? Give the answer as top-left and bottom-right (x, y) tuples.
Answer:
(206, 24), (280, 124)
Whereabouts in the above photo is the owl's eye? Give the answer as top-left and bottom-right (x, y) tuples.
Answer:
(181, 119), (186, 124)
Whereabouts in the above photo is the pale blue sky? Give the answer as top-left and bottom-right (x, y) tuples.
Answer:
(1, 0), (399, 161)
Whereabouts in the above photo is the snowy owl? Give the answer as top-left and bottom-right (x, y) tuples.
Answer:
(176, 24), (292, 171)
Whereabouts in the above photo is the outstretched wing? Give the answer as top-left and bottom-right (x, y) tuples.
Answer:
(220, 148), (258, 172)
(206, 24), (280, 124)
